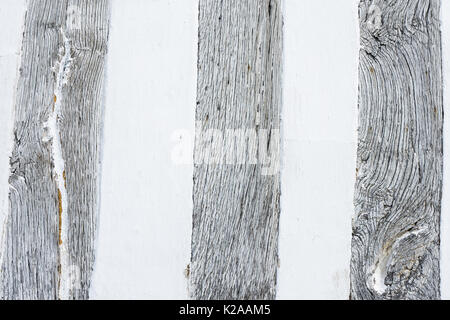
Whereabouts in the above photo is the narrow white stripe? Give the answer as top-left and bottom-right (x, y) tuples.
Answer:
(43, 27), (72, 300)
(89, 0), (198, 299)
(278, 0), (359, 299)
(440, 0), (450, 300)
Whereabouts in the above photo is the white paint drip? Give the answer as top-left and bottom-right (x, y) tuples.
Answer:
(43, 28), (72, 300)
(370, 252), (389, 294)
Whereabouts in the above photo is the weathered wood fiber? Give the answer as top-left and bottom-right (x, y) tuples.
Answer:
(190, 0), (282, 299)
(1, 0), (110, 300)
(351, 0), (443, 300)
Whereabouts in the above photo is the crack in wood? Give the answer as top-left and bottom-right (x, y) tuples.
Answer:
(0, 0), (110, 300)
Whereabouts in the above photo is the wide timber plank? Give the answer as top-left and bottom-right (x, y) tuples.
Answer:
(1, 0), (110, 300)
(190, 0), (282, 299)
(351, 0), (443, 300)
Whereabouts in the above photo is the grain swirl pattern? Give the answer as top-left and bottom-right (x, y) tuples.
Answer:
(351, 0), (443, 300)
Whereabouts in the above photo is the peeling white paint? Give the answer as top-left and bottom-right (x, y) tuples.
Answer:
(43, 28), (72, 300)
(370, 259), (388, 295)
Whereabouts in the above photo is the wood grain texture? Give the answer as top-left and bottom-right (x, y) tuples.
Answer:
(190, 0), (282, 300)
(351, 0), (443, 300)
(0, 0), (110, 300)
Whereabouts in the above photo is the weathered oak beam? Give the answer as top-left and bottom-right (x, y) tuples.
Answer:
(1, 0), (110, 300)
(189, 0), (282, 300)
(351, 0), (443, 300)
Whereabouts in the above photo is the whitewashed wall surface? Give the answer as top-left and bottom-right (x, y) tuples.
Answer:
(1, 0), (450, 300)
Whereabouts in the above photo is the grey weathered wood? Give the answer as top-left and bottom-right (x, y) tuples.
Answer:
(1, 0), (110, 300)
(351, 0), (442, 300)
(190, 0), (282, 299)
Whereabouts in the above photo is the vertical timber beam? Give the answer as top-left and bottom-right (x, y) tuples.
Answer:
(352, 0), (443, 299)
(1, 0), (110, 300)
(190, 0), (283, 299)
(59, 0), (110, 300)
